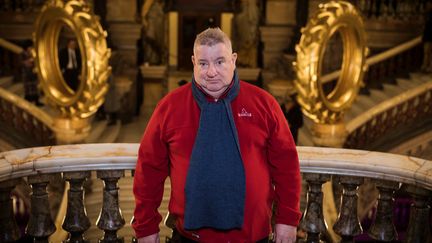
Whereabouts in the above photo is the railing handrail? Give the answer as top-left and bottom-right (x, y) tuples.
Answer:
(1, 143), (430, 190)
(0, 38), (23, 54)
(321, 36), (422, 83)
(366, 36), (422, 66)
(0, 87), (53, 129)
(346, 79), (432, 133)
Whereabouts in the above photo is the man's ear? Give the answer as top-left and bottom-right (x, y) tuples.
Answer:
(232, 52), (238, 65)
(191, 55), (195, 66)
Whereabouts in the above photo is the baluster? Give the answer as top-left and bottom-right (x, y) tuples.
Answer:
(300, 173), (331, 243)
(27, 174), (56, 243)
(3, 102), (13, 123)
(14, 108), (25, 130)
(63, 171), (91, 243)
(0, 179), (21, 242)
(405, 185), (431, 243)
(96, 170), (125, 243)
(368, 180), (400, 241)
(333, 176), (364, 242)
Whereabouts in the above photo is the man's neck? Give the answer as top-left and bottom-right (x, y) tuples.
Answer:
(202, 87), (229, 99)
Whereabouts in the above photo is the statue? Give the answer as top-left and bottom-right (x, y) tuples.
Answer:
(233, 0), (260, 68)
(140, 0), (166, 65)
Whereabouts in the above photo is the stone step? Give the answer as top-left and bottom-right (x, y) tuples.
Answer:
(344, 98), (365, 122)
(352, 95), (376, 113)
(0, 76), (14, 88)
(395, 78), (419, 90)
(382, 83), (405, 97)
(368, 89), (389, 104)
(409, 72), (432, 83)
(8, 82), (24, 96)
(369, 89), (393, 102)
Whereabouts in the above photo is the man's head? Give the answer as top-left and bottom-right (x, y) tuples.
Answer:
(192, 28), (237, 98)
(67, 39), (77, 49)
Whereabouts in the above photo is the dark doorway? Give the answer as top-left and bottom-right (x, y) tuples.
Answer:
(178, 13), (220, 70)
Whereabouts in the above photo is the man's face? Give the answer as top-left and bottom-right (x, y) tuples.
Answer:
(192, 42), (237, 97)
(68, 40), (76, 49)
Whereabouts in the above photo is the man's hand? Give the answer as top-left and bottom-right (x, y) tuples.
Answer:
(274, 224), (297, 243)
(137, 233), (160, 243)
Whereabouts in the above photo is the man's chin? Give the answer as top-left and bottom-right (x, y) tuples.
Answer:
(204, 85), (225, 92)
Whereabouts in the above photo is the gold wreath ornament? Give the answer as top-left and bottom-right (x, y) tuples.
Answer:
(34, 0), (111, 119)
(294, 1), (367, 124)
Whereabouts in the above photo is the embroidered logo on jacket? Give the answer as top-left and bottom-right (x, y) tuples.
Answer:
(238, 108), (252, 117)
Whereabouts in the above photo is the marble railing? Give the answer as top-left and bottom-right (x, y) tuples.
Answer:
(361, 37), (423, 92)
(321, 36), (422, 90)
(0, 144), (431, 242)
(0, 38), (23, 79)
(0, 87), (55, 147)
(344, 78), (432, 149)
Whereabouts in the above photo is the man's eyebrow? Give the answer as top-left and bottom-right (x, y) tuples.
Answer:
(197, 57), (226, 62)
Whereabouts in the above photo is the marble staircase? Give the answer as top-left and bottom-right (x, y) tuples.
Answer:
(0, 75), (14, 88)
(0, 75), (122, 146)
(0, 76), (24, 96)
(298, 72), (432, 146)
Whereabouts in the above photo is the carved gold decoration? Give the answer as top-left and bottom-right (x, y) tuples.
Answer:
(294, 1), (367, 124)
(33, 0), (111, 119)
(294, 3), (368, 242)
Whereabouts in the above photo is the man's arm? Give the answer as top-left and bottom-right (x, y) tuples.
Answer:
(133, 103), (169, 238)
(267, 99), (302, 226)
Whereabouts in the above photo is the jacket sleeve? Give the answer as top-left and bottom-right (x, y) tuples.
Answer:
(267, 99), (302, 226)
(132, 103), (170, 238)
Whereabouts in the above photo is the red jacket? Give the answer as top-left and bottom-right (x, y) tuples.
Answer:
(133, 81), (301, 242)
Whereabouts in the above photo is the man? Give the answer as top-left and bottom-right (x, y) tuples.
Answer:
(21, 40), (42, 106)
(59, 39), (81, 91)
(133, 28), (301, 243)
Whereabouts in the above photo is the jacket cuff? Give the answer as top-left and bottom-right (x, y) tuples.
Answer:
(132, 221), (160, 238)
(275, 204), (302, 226)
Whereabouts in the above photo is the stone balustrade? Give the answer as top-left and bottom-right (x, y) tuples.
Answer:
(361, 37), (423, 92)
(0, 87), (55, 148)
(321, 36), (423, 92)
(345, 80), (432, 150)
(0, 144), (430, 242)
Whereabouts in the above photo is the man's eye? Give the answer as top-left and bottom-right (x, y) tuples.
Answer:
(199, 63), (207, 67)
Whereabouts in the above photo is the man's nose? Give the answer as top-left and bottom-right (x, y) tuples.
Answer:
(206, 64), (217, 76)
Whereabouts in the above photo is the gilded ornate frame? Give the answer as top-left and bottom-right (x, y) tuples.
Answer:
(295, 1), (368, 124)
(34, 0), (111, 119)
